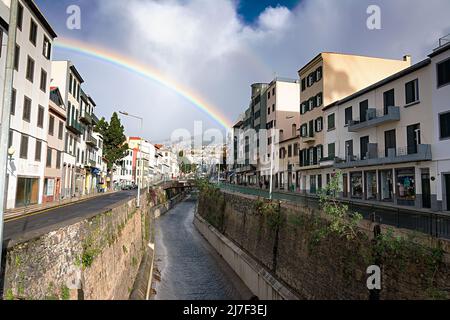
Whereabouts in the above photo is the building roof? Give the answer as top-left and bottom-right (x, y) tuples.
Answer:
(69, 64), (85, 83)
(24, 0), (57, 39)
(428, 40), (450, 58)
(322, 58), (431, 111)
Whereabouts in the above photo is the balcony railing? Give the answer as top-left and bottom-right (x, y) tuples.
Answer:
(86, 134), (98, 148)
(92, 113), (100, 125)
(348, 106), (400, 132)
(79, 110), (93, 125)
(66, 118), (83, 135)
(335, 144), (432, 169)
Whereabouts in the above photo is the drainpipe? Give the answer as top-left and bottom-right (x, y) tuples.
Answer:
(0, 0), (19, 274)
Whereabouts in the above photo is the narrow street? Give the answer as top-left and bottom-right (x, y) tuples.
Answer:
(3, 190), (138, 244)
(152, 196), (252, 300)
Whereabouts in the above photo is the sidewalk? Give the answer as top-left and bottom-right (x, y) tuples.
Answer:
(4, 190), (118, 221)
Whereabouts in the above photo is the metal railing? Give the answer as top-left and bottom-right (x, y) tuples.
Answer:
(218, 183), (450, 240)
(439, 34), (450, 47)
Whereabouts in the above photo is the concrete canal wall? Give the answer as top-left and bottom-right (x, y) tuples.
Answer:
(196, 186), (450, 300)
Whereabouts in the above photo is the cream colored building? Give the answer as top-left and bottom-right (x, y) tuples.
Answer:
(4, 0), (57, 209)
(322, 57), (435, 210)
(297, 52), (412, 193)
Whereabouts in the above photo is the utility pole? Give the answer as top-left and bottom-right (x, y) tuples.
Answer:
(0, 0), (18, 274)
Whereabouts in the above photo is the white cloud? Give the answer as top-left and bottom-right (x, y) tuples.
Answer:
(73, 0), (450, 141)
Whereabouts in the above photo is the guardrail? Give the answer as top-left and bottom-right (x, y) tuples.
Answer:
(218, 183), (450, 240)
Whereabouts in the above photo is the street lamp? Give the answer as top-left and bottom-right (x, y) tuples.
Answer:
(119, 111), (144, 208)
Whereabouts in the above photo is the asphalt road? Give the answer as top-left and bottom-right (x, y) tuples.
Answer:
(2, 190), (138, 246)
(152, 196), (252, 300)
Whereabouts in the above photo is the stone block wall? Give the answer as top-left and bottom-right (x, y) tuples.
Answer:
(197, 188), (450, 300)
(1, 187), (170, 300)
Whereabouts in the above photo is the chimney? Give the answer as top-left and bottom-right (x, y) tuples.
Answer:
(403, 55), (412, 65)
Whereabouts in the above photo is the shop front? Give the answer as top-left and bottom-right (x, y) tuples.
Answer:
(395, 168), (416, 206)
(350, 172), (363, 199)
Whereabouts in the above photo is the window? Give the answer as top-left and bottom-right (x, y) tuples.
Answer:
(315, 117), (323, 132)
(437, 58), (450, 87)
(272, 88), (275, 96)
(309, 98), (315, 110)
(20, 135), (28, 159)
(316, 67), (323, 81)
(301, 78), (306, 92)
(359, 100), (369, 122)
(58, 121), (64, 140)
(407, 124), (421, 154)
(360, 136), (369, 160)
(288, 145), (292, 158)
(35, 140), (42, 162)
(328, 143), (335, 159)
(300, 102), (307, 114)
(272, 104), (275, 112)
(439, 112), (450, 139)
(0, 29), (3, 58)
(37, 105), (44, 128)
(26, 56), (35, 82)
(292, 124), (297, 137)
(268, 107), (270, 115)
(317, 145), (323, 161)
(69, 74), (73, 95)
(316, 92), (323, 107)
(14, 45), (20, 71)
(8, 130), (13, 148)
(55, 151), (61, 169)
(40, 69), (47, 92)
(17, 2), (24, 30)
(345, 140), (353, 159)
(268, 91), (271, 99)
(29, 19), (38, 46)
(294, 143), (299, 157)
(383, 89), (395, 115)
(384, 129), (397, 157)
(43, 36), (52, 60)
(46, 147), (52, 168)
(300, 124), (308, 137)
(345, 106), (353, 125)
(405, 79), (419, 104)
(327, 113), (335, 130)
(49, 115), (55, 135)
(23, 96), (31, 122)
(11, 89), (16, 115)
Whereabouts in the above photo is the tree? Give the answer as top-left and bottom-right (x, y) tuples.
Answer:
(95, 112), (129, 170)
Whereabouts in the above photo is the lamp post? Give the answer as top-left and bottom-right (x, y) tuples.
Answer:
(119, 111), (144, 208)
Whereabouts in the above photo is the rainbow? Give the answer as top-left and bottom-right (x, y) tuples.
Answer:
(54, 37), (233, 129)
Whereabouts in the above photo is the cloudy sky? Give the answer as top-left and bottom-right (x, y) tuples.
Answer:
(35, 0), (450, 143)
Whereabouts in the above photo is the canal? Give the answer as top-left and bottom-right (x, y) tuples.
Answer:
(151, 196), (252, 300)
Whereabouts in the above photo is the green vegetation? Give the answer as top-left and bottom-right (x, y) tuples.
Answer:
(94, 112), (129, 170)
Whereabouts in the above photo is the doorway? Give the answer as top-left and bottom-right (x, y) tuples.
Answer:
(445, 174), (450, 211)
(421, 171), (431, 209)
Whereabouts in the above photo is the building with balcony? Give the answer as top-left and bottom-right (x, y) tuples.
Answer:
(320, 49), (440, 210)
(297, 52), (412, 194)
(430, 35), (450, 211)
(51, 60), (84, 199)
(42, 87), (65, 204)
(4, 0), (57, 209)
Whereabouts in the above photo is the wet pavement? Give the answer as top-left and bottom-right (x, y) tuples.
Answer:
(152, 196), (252, 300)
